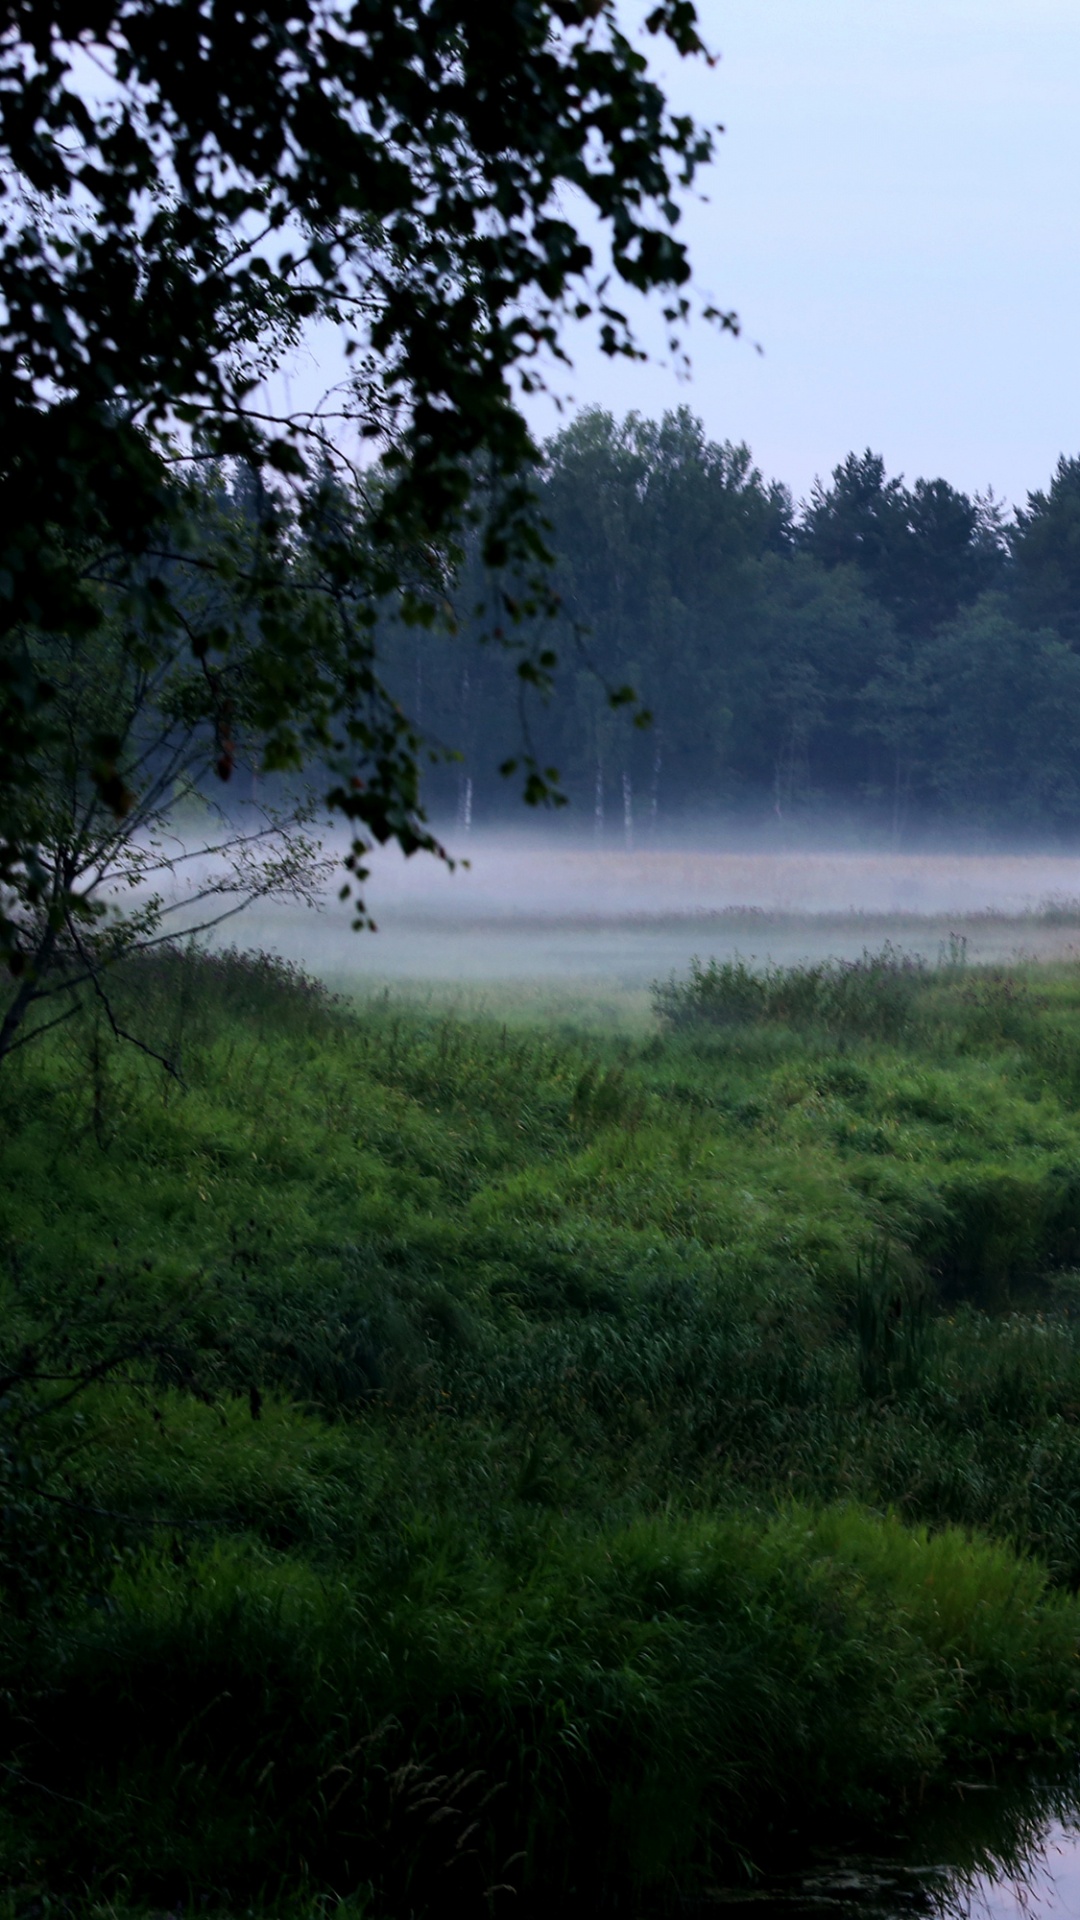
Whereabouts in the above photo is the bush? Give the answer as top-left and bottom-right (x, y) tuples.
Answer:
(11, 1502), (1078, 1908)
(654, 945), (934, 1041)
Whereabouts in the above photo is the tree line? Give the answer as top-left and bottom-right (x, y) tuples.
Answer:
(391, 407), (1080, 839)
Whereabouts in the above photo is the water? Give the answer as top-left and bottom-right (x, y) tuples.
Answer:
(700, 1777), (1080, 1918)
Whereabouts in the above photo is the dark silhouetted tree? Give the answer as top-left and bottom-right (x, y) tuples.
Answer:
(0, 0), (728, 960)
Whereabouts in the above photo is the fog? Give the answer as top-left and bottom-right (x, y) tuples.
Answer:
(203, 827), (1080, 1004)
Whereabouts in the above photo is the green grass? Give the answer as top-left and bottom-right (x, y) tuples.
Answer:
(7, 944), (1080, 1911)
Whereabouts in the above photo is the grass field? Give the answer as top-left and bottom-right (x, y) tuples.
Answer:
(7, 941), (1080, 1913)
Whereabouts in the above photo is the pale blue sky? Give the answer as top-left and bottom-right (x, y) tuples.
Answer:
(522, 0), (1080, 510)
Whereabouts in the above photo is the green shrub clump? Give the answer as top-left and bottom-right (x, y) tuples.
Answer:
(653, 943), (935, 1040)
(2, 945), (1080, 1913)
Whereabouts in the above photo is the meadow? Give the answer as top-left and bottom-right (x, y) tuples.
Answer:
(8, 940), (1080, 1912)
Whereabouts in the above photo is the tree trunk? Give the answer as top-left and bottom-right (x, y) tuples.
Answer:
(650, 731), (662, 839)
(0, 922), (59, 1070)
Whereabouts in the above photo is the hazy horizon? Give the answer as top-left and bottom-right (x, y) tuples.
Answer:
(194, 828), (1080, 997)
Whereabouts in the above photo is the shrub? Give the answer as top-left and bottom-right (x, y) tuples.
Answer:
(654, 945), (933, 1041)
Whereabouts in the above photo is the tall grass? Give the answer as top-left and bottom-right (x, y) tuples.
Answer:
(5, 946), (1080, 1910)
(652, 942), (942, 1039)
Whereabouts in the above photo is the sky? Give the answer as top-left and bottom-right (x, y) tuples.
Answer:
(517, 0), (1080, 512)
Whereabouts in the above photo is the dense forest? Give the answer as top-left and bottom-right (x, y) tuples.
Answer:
(389, 410), (1080, 840)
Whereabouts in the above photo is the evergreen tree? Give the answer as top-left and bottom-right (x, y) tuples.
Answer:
(1010, 457), (1080, 645)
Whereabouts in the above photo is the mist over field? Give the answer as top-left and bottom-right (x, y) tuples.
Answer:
(218, 825), (1080, 997)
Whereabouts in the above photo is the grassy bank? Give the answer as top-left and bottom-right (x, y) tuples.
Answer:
(6, 946), (1080, 1912)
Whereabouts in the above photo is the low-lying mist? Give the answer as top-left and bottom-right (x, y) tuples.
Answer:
(199, 826), (1080, 999)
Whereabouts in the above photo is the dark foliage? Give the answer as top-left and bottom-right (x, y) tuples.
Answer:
(0, 2), (724, 954)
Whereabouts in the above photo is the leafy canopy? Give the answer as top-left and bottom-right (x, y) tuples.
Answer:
(0, 0), (726, 958)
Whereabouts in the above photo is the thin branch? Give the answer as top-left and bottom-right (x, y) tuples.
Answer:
(139, 818), (307, 868)
(67, 921), (184, 1084)
(11, 882), (290, 1008)
(0, 998), (83, 1056)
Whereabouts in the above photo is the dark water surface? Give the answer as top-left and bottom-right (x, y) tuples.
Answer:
(697, 1776), (1080, 1918)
